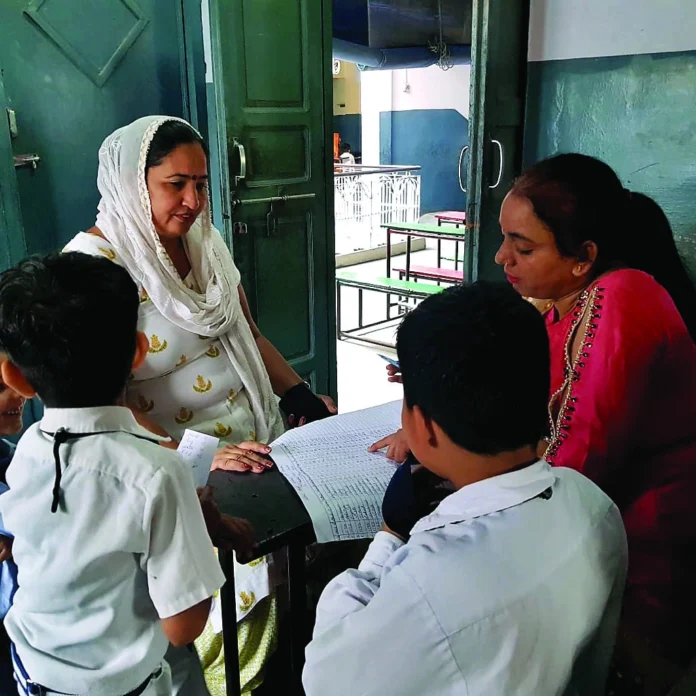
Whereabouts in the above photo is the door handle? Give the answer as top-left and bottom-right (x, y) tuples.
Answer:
(489, 139), (503, 189)
(233, 138), (246, 187)
(458, 146), (468, 193)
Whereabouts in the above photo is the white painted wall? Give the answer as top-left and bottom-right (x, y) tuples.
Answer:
(390, 65), (470, 117)
(529, 0), (696, 62)
(360, 65), (470, 165)
(360, 70), (393, 166)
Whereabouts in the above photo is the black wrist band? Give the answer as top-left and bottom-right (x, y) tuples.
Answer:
(279, 382), (332, 424)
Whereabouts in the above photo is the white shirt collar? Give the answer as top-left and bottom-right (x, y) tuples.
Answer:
(411, 460), (556, 534)
(40, 406), (168, 442)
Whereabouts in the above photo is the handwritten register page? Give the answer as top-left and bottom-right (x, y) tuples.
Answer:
(270, 400), (402, 543)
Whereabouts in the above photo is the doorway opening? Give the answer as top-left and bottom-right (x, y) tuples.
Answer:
(333, 60), (471, 412)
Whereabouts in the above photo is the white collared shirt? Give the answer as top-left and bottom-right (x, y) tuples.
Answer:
(304, 461), (627, 696)
(0, 406), (225, 696)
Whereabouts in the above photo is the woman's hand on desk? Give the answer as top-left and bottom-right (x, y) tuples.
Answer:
(211, 442), (273, 474)
(386, 364), (403, 384)
(368, 429), (410, 463)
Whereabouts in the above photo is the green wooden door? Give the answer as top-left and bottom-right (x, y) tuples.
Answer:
(208, 0), (337, 399)
(465, 0), (531, 281)
(0, 0), (206, 263)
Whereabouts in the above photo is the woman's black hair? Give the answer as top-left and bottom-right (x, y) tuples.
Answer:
(512, 153), (696, 341)
(145, 120), (209, 172)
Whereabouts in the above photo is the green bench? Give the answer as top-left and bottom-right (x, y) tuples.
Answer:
(336, 270), (444, 348)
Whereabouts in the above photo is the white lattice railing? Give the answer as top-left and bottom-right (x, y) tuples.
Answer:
(334, 165), (421, 256)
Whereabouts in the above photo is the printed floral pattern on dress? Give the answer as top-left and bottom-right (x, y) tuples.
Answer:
(98, 247), (116, 261)
(214, 422), (233, 438)
(193, 375), (213, 393)
(206, 345), (221, 358)
(175, 408), (194, 425)
(136, 395), (154, 413)
(176, 354), (188, 368)
(238, 591), (256, 613)
(148, 334), (168, 354)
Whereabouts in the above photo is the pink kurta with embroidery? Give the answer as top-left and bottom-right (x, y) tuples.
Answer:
(545, 269), (696, 662)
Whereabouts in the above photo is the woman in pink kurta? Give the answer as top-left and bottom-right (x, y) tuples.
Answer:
(497, 153), (696, 691)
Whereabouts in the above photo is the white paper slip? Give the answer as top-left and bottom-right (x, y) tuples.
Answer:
(177, 430), (220, 488)
(270, 400), (402, 543)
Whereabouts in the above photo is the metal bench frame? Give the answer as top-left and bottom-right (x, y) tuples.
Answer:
(336, 273), (442, 348)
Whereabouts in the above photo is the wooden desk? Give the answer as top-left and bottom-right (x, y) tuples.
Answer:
(209, 468), (314, 696)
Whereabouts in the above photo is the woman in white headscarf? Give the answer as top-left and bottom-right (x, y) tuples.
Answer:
(65, 116), (336, 695)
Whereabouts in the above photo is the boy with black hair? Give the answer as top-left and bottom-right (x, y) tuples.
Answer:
(0, 252), (229, 696)
(304, 282), (628, 695)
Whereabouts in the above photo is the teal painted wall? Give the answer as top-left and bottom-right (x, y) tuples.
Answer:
(525, 50), (696, 274)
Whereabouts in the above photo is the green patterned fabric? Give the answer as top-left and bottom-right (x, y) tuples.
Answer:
(196, 594), (278, 696)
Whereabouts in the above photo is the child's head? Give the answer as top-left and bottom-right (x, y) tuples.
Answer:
(0, 365), (25, 436)
(341, 142), (352, 154)
(397, 282), (550, 480)
(0, 252), (148, 409)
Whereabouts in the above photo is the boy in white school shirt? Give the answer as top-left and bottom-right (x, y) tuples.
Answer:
(304, 282), (628, 696)
(0, 252), (239, 696)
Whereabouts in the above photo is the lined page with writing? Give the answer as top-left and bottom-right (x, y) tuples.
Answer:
(271, 401), (402, 542)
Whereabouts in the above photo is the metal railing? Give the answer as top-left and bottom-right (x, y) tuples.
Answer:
(334, 164), (421, 255)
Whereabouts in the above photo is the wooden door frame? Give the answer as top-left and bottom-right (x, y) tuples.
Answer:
(465, 0), (531, 282)
(0, 73), (28, 268)
(178, 0), (209, 138)
(319, 0), (338, 399)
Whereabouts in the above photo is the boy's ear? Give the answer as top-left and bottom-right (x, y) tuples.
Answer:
(0, 360), (37, 399)
(132, 332), (149, 371)
(412, 405), (437, 447)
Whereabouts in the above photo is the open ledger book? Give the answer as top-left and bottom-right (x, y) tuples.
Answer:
(271, 400), (402, 543)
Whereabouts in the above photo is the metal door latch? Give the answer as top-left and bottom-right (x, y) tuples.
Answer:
(13, 154), (40, 170)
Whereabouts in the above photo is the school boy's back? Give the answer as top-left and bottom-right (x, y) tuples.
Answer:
(1, 405), (225, 695)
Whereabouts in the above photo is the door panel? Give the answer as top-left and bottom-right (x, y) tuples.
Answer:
(0, 0), (205, 262)
(465, 0), (530, 281)
(0, 74), (27, 270)
(209, 0), (336, 398)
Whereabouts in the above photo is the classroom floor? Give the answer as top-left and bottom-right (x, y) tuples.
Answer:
(336, 246), (460, 413)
